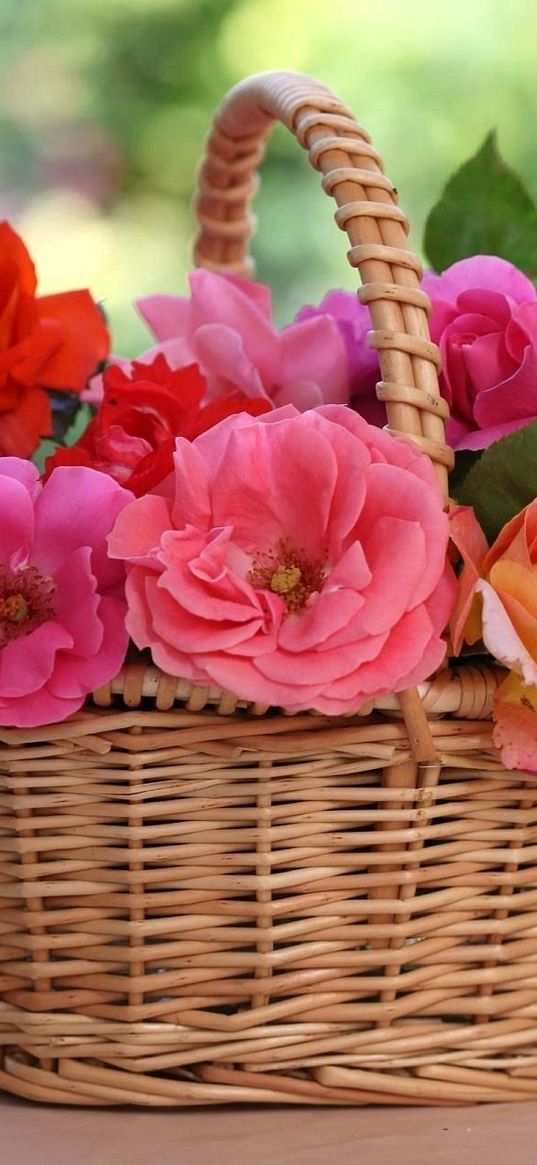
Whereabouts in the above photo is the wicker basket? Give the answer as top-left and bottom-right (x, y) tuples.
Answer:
(1, 70), (537, 1108)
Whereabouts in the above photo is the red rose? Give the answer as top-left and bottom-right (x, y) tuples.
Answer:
(45, 355), (272, 495)
(0, 221), (110, 457)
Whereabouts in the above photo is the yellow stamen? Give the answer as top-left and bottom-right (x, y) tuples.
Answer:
(247, 537), (327, 615)
(270, 565), (302, 595)
(0, 594), (28, 623)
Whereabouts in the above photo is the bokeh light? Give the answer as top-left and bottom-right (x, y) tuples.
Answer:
(3, 0), (537, 351)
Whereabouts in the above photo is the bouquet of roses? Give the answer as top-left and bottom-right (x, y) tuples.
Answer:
(1, 133), (536, 776)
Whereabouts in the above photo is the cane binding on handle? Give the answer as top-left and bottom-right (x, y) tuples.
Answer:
(194, 70), (453, 500)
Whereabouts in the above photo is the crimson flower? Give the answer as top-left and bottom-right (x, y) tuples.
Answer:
(0, 222), (110, 458)
(45, 355), (272, 495)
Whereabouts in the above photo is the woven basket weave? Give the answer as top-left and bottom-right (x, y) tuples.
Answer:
(1, 70), (537, 1108)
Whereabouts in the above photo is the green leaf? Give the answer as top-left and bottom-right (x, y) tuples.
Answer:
(65, 402), (93, 446)
(424, 132), (537, 276)
(449, 449), (482, 500)
(32, 439), (58, 473)
(458, 421), (537, 542)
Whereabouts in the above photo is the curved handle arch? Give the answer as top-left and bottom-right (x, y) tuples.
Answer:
(193, 70), (452, 496)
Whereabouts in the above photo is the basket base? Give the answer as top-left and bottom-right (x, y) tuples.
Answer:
(3, 1011), (537, 1107)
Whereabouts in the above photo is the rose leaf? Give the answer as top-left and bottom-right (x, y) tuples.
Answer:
(458, 420), (537, 542)
(65, 402), (94, 446)
(449, 449), (482, 499)
(32, 438), (59, 473)
(424, 132), (537, 277)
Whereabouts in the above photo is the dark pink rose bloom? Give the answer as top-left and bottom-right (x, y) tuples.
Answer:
(422, 256), (537, 450)
(0, 459), (131, 727)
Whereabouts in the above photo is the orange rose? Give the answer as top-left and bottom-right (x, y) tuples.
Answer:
(0, 222), (110, 457)
(450, 501), (537, 773)
(479, 501), (537, 686)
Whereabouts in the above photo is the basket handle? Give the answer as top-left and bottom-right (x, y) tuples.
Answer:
(193, 70), (453, 500)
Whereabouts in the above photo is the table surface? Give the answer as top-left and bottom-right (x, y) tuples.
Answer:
(1, 1096), (536, 1165)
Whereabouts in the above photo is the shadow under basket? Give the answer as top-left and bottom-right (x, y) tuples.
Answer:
(2, 70), (537, 1108)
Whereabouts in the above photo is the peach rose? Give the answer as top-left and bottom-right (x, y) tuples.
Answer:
(450, 501), (537, 772)
(479, 501), (537, 688)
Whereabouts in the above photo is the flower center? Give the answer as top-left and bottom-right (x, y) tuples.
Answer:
(0, 565), (56, 647)
(270, 565), (302, 595)
(247, 538), (326, 613)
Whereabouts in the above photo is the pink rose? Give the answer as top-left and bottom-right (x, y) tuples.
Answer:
(422, 256), (537, 450)
(0, 459), (131, 726)
(108, 406), (454, 715)
(295, 290), (385, 426)
(134, 269), (350, 411)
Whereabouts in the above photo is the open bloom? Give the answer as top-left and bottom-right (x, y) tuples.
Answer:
(422, 256), (537, 451)
(132, 269), (350, 411)
(109, 406), (454, 715)
(450, 501), (537, 685)
(45, 354), (270, 496)
(0, 460), (131, 726)
(0, 222), (110, 458)
(449, 501), (537, 772)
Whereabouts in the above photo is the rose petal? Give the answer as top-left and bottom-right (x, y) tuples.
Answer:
(448, 504), (489, 652)
(492, 674), (537, 775)
(477, 579), (537, 687)
(48, 594), (129, 698)
(108, 494), (173, 565)
(280, 315), (349, 405)
(52, 546), (103, 657)
(35, 290), (110, 390)
(0, 621), (73, 698)
(210, 419), (337, 560)
(0, 472), (36, 566)
(33, 466), (132, 586)
(189, 270), (279, 387)
(423, 256), (537, 307)
(136, 293), (192, 342)
(0, 684), (84, 728)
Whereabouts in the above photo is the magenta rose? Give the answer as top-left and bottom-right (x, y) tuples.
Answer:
(422, 256), (537, 450)
(295, 290), (385, 426)
(108, 406), (454, 715)
(0, 459), (131, 726)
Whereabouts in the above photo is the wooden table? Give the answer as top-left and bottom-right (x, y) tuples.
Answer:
(1, 1097), (536, 1164)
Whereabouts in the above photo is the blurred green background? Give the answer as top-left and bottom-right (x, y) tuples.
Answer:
(3, 0), (537, 354)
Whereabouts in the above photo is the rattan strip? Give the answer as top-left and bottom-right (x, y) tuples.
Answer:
(67, 660), (503, 720)
(347, 243), (423, 275)
(322, 167), (396, 195)
(193, 70), (451, 497)
(358, 283), (432, 313)
(375, 382), (450, 421)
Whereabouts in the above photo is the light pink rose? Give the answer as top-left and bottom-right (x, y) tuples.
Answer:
(422, 256), (537, 450)
(134, 269), (350, 411)
(0, 459), (131, 726)
(108, 406), (455, 715)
